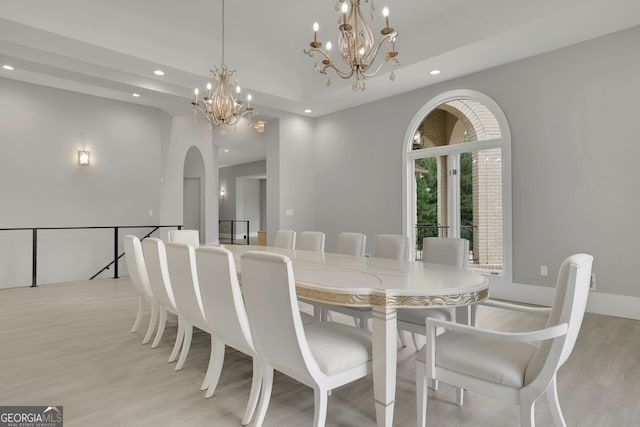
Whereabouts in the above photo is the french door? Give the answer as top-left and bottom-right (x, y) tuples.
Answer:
(411, 140), (504, 273)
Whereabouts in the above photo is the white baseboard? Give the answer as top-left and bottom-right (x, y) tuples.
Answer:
(489, 281), (640, 320)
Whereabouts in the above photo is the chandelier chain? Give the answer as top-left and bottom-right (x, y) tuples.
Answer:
(221, 0), (225, 66)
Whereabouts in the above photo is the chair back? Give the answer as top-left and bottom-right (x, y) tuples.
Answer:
(123, 235), (153, 298)
(524, 253), (593, 385)
(336, 232), (367, 256)
(168, 229), (200, 247)
(166, 243), (206, 327)
(373, 234), (409, 260)
(422, 237), (468, 269)
(241, 251), (321, 385)
(296, 231), (326, 252)
(142, 238), (177, 310)
(273, 230), (296, 249)
(196, 246), (255, 353)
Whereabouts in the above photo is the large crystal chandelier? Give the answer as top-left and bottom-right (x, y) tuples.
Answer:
(304, 0), (399, 91)
(191, 0), (255, 129)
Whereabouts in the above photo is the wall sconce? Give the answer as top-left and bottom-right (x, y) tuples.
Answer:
(220, 188), (225, 198)
(253, 120), (267, 134)
(78, 150), (90, 166)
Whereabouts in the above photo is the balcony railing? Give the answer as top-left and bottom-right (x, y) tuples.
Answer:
(218, 220), (250, 245)
(0, 225), (181, 288)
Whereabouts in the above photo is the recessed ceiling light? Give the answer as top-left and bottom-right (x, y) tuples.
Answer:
(304, 109), (312, 113)
(132, 93), (140, 97)
(2, 65), (14, 70)
(223, 149), (229, 153)
(429, 69), (441, 75)
(153, 70), (165, 76)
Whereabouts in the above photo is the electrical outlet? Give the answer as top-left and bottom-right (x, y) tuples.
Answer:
(540, 265), (548, 277)
(590, 273), (596, 291)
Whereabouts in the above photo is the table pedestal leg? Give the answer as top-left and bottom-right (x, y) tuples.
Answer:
(372, 306), (397, 427)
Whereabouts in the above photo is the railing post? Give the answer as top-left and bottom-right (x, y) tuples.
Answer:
(31, 228), (37, 287)
(114, 227), (119, 279)
(231, 221), (235, 244)
(246, 220), (250, 245)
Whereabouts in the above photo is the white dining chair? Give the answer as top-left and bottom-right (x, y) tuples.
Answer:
(373, 234), (410, 261)
(240, 251), (373, 427)
(296, 231), (326, 252)
(335, 232), (366, 256)
(168, 229), (200, 247)
(397, 237), (469, 350)
(295, 231), (326, 318)
(123, 235), (157, 344)
(416, 253), (593, 427)
(273, 229), (296, 249)
(141, 238), (185, 362)
(165, 242), (208, 371)
(195, 246), (262, 424)
(322, 232), (368, 325)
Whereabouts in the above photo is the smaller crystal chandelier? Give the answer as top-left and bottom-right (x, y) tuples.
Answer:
(191, 0), (256, 130)
(304, 0), (399, 91)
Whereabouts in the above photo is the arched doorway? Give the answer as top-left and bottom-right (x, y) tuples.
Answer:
(183, 146), (206, 243)
(403, 90), (512, 280)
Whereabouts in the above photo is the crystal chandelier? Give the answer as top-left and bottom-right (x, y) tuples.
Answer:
(304, 0), (399, 91)
(191, 0), (256, 129)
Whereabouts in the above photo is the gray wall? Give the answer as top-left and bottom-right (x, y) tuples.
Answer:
(275, 115), (317, 240)
(0, 79), (170, 227)
(314, 25), (640, 297)
(0, 78), (171, 287)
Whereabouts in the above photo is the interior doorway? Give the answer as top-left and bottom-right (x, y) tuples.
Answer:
(183, 146), (206, 242)
(183, 177), (201, 235)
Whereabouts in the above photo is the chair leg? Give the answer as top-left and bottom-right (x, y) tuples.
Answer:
(175, 322), (193, 371)
(469, 304), (478, 327)
(151, 307), (167, 349)
(252, 365), (274, 427)
(142, 303), (158, 345)
(411, 332), (421, 351)
(168, 316), (184, 363)
(204, 339), (226, 398)
(201, 334), (217, 391)
(398, 330), (408, 347)
(546, 376), (567, 427)
(241, 357), (262, 426)
(416, 360), (428, 427)
(313, 386), (329, 427)
(131, 294), (144, 333)
(456, 387), (464, 406)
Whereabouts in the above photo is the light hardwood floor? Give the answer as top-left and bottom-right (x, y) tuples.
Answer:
(1, 278), (639, 426)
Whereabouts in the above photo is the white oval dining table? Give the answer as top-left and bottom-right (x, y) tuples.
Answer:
(224, 244), (489, 427)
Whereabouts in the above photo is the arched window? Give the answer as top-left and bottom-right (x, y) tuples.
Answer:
(403, 90), (512, 280)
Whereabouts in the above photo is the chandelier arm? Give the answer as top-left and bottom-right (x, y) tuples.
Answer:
(359, 31), (397, 76)
(322, 62), (356, 79)
(304, 48), (356, 79)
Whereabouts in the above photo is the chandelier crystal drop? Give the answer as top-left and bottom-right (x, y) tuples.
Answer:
(191, 0), (257, 130)
(304, 0), (399, 91)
